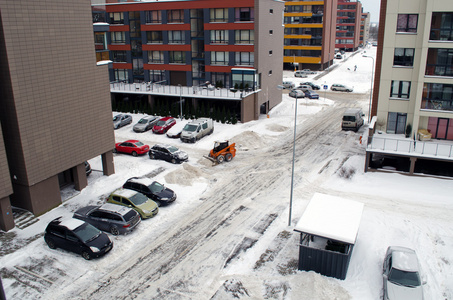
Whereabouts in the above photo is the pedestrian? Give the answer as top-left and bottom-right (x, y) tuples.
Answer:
(354, 65), (357, 71)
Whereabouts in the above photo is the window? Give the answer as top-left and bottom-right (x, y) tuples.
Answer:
(422, 83), (453, 111)
(210, 30), (228, 44)
(109, 12), (124, 25)
(390, 81), (411, 99)
(268, 70), (273, 76)
(168, 31), (184, 44)
(426, 48), (453, 76)
(397, 14), (418, 33)
(111, 31), (125, 43)
(169, 51), (186, 64)
(94, 33), (107, 50)
(148, 51), (164, 63)
(235, 30), (254, 44)
(235, 52), (254, 66)
(168, 9), (184, 23)
(210, 8), (228, 22)
(147, 31), (163, 44)
(393, 48), (414, 66)
(430, 12), (453, 41)
(114, 69), (128, 82)
(112, 51), (127, 62)
(387, 112), (407, 134)
(236, 7), (254, 22)
(269, 30), (273, 35)
(211, 51), (229, 65)
(146, 10), (162, 24)
(270, 9), (273, 14)
(269, 50), (273, 56)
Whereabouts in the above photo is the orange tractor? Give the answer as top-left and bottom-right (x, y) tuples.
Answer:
(204, 141), (236, 164)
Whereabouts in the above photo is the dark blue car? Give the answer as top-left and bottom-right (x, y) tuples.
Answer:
(304, 90), (320, 99)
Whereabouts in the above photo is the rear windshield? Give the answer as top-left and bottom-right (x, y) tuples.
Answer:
(123, 210), (137, 222)
(138, 119), (148, 124)
(343, 116), (356, 122)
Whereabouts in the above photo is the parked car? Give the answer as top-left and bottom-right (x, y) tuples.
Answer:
(304, 90), (320, 99)
(114, 140), (149, 156)
(301, 69), (316, 74)
(330, 84), (353, 92)
(296, 84), (313, 92)
(85, 161), (92, 176)
(342, 108), (364, 132)
(301, 82), (321, 90)
(107, 188), (159, 219)
(148, 144), (188, 164)
(289, 89), (305, 98)
(282, 81), (295, 89)
(113, 114), (132, 129)
(123, 177), (176, 206)
(294, 71), (308, 78)
(73, 203), (141, 235)
(166, 120), (189, 139)
(383, 246), (425, 300)
(152, 117), (176, 134)
(180, 118), (214, 143)
(44, 217), (113, 260)
(335, 53), (343, 59)
(133, 116), (159, 132)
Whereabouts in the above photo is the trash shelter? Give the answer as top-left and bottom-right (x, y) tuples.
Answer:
(294, 193), (364, 280)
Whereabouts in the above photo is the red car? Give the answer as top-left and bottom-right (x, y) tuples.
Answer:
(152, 117), (176, 134)
(114, 140), (149, 156)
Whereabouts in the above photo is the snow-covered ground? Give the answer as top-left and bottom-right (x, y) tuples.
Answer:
(1, 46), (452, 299)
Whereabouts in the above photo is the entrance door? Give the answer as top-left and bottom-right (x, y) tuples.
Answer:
(436, 118), (449, 139)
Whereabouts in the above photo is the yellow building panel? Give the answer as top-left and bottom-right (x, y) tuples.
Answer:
(284, 45), (322, 50)
(285, 1), (324, 6)
(285, 24), (323, 28)
(284, 13), (313, 17)
(284, 35), (312, 39)
(284, 56), (321, 64)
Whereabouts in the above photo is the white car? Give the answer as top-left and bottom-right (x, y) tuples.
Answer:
(383, 246), (425, 300)
(330, 84), (353, 92)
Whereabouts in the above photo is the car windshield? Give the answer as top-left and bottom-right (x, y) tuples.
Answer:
(129, 193), (149, 205)
(113, 116), (120, 121)
(73, 223), (101, 243)
(156, 120), (165, 126)
(138, 119), (148, 124)
(149, 182), (165, 193)
(183, 124), (198, 132)
(167, 146), (179, 153)
(388, 269), (421, 287)
(123, 210), (137, 222)
(134, 141), (144, 147)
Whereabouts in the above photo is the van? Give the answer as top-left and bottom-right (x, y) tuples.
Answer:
(342, 108), (364, 132)
(180, 118), (214, 143)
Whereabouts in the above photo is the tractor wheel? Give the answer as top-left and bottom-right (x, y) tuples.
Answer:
(225, 153), (233, 162)
(217, 155), (225, 163)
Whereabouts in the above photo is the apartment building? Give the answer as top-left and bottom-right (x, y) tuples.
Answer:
(336, 0), (362, 51)
(360, 11), (370, 46)
(0, 0), (115, 231)
(283, 0), (338, 71)
(92, 0), (285, 122)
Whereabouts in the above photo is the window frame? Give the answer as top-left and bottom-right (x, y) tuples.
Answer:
(390, 80), (411, 99)
(210, 30), (228, 44)
(109, 12), (124, 25)
(235, 30), (254, 44)
(396, 14), (418, 33)
(147, 31), (163, 44)
(211, 51), (229, 65)
(167, 9), (184, 23)
(210, 8), (228, 23)
(168, 30), (185, 44)
(145, 10), (162, 24)
(148, 51), (164, 63)
(111, 31), (126, 44)
(393, 48), (415, 67)
(169, 51), (186, 64)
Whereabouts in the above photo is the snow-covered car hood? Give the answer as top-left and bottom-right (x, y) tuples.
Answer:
(175, 150), (188, 160)
(387, 282), (423, 300)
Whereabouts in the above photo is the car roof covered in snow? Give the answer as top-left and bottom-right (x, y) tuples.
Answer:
(389, 246), (420, 272)
(111, 188), (138, 198)
(99, 203), (133, 216)
(59, 218), (86, 230)
(126, 177), (155, 186)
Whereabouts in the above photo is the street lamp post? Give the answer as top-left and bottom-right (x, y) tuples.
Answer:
(288, 91), (299, 226)
(363, 55), (374, 123)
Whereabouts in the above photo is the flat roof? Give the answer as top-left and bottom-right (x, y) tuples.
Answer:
(294, 193), (364, 244)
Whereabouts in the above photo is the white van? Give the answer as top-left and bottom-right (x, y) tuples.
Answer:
(180, 118), (214, 143)
(342, 108), (364, 132)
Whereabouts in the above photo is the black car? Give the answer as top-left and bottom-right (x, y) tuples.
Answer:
(44, 217), (113, 260)
(300, 82), (321, 90)
(148, 144), (188, 164)
(73, 203), (141, 235)
(123, 177), (176, 206)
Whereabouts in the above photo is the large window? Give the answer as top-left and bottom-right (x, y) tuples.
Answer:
(387, 112), (407, 134)
(393, 48), (414, 66)
(426, 48), (453, 76)
(210, 30), (228, 44)
(397, 14), (418, 33)
(111, 31), (126, 43)
(148, 51), (164, 63)
(168, 31), (184, 44)
(235, 52), (254, 66)
(147, 31), (163, 44)
(235, 7), (254, 22)
(114, 69), (128, 82)
(211, 52), (229, 65)
(167, 10), (184, 23)
(210, 8), (228, 22)
(112, 51), (127, 62)
(109, 12), (124, 25)
(430, 12), (453, 41)
(390, 81), (411, 99)
(422, 83), (453, 111)
(146, 10), (162, 24)
(169, 51), (186, 64)
(235, 30), (254, 44)
(149, 70), (165, 82)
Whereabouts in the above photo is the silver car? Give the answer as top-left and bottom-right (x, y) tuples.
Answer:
(288, 89), (305, 98)
(133, 116), (159, 132)
(383, 246), (425, 300)
(330, 84), (353, 92)
(113, 114), (132, 129)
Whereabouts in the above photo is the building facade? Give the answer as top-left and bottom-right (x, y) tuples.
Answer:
(360, 11), (370, 46)
(0, 0), (115, 231)
(283, 0), (338, 71)
(336, 0), (362, 51)
(372, 0), (453, 140)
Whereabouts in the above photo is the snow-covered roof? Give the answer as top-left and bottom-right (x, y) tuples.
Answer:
(59, 218), (85, 230)
(127, 177), (154, 186)
(294, 193), (364, 244)
(100, 203), (132, 216)
(112, 188), (137, 198)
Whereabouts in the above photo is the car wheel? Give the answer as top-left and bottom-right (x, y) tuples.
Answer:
(113, 148), (117, 153)
(225, 153), (233, 162)
(45, 238), (56, 249)
(171, 158), (176, 164)
(110, 226), (120, 236)
(149, 153), (155, 159)
(82, 251), (92, 260)
(132, 151), (137, 157)
(217, 155), (225, 163)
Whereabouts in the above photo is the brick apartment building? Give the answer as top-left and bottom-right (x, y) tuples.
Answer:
(336, 0), (362, 52)
(0, 0), (115, 231)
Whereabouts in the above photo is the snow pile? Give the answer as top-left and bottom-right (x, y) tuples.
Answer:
(164, 162), (207, 186)
(231, 131), (265, 150)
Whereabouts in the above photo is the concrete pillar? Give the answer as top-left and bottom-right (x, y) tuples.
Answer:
(73, 162), (88, 191)
(102, 151), (115, 176)
(409, 157), (417, 175)
(0, 196), (14, 231)
(364, 152), (371, 173)
(148, 94), (155, 110)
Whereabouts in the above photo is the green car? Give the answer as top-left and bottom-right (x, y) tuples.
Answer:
(107, 188), (159, 219)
